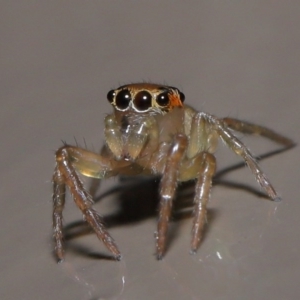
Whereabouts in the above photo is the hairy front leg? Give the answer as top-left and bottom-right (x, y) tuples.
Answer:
(156, 134), (188, 259)
(52, 145), (126, 261)
(191, 152), (216, 253)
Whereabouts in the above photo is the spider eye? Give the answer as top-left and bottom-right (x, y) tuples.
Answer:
(107, 89), (116, 103)
(133, 91), (152, 111)
(156, 91), (169, 106)
(179, 91), (185, 102)
(115, 89), (131, 110)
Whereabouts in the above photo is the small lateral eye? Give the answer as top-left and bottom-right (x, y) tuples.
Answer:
(107, 89), (116, 103)
(115, 89), (131, 110)
(179, 91), (185, 102)
(156, 91), (169, 106)
(134, 91), (152, 111)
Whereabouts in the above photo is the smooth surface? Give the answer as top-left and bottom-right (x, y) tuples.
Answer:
(1, 2), (299, 299)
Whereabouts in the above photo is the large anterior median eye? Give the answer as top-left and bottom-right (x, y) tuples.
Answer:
(133, 91), (152, 111)
(115, 89), (131, 110)
(156, 91), (169, 106)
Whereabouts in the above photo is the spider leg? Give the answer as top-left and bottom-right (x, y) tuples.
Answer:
(212, 117), (282, 201)
(52, 145), (127, 261)
(222, 117), (295, 147)
(53, 167), (66, 261)
(156, 134), (188, 259)
(191, 152), (216, 253)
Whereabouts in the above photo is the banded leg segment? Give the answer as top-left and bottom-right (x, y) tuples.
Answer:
(52, 145), (122, 261)
(156, 134), (188, 259)
(191, 152), (216, 253)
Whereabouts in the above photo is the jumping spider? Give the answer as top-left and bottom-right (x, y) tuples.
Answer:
(52, 83), (294, 261)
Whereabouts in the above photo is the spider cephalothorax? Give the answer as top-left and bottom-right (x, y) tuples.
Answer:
(52, 83), (294, 262)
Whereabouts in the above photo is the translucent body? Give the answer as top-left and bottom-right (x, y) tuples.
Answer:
(52, 83), (294, 261)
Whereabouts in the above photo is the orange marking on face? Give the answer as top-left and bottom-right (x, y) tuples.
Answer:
(168, 92), (184, 110)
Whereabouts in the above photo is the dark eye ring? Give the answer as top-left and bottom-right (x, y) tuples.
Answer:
(133, 91), (152, 111)
(156, 91), (169, 106)
(115, 89), (131, 110)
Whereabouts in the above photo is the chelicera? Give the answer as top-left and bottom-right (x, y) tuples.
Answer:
(52, 83), (294, 261)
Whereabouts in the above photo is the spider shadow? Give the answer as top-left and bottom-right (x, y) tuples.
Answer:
(63, 144), (295, 260)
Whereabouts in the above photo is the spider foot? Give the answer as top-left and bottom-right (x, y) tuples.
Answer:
(156, 253), (164, 260)
(115, 254), (122, 261)
(189, 249), (197, 255)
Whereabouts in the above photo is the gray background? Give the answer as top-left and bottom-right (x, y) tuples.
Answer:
(1, 1), (299, 300)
